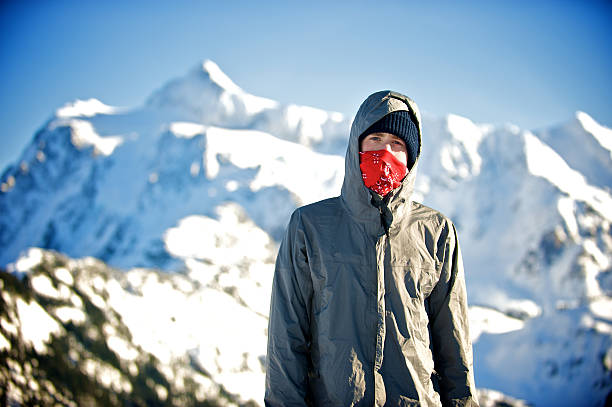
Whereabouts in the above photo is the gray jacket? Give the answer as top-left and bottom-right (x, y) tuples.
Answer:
(265, 91), (478, 406)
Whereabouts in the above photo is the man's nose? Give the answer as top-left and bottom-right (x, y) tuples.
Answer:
(384, 143), (393, 152)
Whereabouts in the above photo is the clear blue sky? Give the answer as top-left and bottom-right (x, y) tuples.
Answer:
(1, 0), (611, 172)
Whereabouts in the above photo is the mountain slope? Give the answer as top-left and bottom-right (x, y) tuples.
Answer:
(1, 248), (264, 406)
(419, 114), (612, 405)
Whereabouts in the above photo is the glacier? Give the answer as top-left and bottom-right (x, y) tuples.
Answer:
(0, 59), (611, 406)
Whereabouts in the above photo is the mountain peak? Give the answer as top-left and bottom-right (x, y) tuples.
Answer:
(200, 59), (242, 94)
(145, 59), (278, 124)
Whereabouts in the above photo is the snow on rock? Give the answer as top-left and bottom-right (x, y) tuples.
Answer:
(204, 126), (344, 205)
(168, 121), (207, 138)
(56, 98), (120, 118)
(100, 257), (268, 403)
(469, 306), (524, 342)
(15, 297), (63, 354)
(535, 111), (612, 192)
(49, 118), (123, 156)
(202, 60), (243, 95)
(54, 267), (74, 285)
(268, 103), (345, 147)
(557, 196), (580, 240)
(203, 59), (278, 117)
(576, 111), (612, 158)
(444, 113), (488, 176)
(30, 273), (71, 301)
(0, 332), (10, 351)
(54, 306), (87, 324)
(13, 248), (44, 273)
(164, 203), (273, 265)
(524, 130), (612, 221)
(476, 388), (531, 407)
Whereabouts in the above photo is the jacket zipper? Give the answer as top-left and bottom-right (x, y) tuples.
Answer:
(374, 205), (387, 405)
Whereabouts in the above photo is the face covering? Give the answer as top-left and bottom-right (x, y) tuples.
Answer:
(359, 149), (407, 196)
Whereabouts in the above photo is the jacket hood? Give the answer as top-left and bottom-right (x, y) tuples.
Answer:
(340, 90), (423, 227)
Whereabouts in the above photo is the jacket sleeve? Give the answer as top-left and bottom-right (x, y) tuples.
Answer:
(427, 222), (479, 407)
(265, 210), (313, 406)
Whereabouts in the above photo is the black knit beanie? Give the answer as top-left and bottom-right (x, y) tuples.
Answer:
(360, 110), (420, 169)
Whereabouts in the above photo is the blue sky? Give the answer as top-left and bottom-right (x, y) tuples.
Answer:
(1, 0), (611, 171)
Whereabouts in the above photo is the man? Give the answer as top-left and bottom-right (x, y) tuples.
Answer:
(265, 91), (478, 406)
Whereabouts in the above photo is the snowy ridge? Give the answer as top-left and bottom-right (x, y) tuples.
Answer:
(444, 113), (487, 176)
(535, 111), (612, 192)
(523, 131), (612, 221)
(1, 60), (611, 406)
(201, 60), (243, 95)
(50, 118), (124, 156)
(146, 60), (349, 152)
(577, 111), (612, 158)
(56, 98), (121, 118)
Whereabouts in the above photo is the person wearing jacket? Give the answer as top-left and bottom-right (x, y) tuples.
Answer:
(265, 90), (478, 406)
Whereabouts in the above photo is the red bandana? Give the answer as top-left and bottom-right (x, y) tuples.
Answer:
(359, 150), (407, 196)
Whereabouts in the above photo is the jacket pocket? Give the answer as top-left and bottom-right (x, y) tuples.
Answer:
(401, 259), (436, 299)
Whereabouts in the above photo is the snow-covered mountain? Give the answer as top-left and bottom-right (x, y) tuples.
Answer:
(1, 60), (611, 406)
